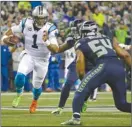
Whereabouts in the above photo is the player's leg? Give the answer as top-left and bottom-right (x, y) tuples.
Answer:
(30, 59), (49, 113)
(52, 66), (78, 115)
(12, 54), (34, 107)
(89, 88), (98, 101)
(93, 88), (98, 99)
(61, 64), (106, 125)
(108, 65), (131, 113)
(62, 67), (68, 88)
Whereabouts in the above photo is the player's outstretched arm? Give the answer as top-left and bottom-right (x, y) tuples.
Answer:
(43, 31), (59, 53)
(113, 37), (131, 67)
(58, 43), (70, 53)
(58, 36), (76, 53)
(76, 49), (85, 80)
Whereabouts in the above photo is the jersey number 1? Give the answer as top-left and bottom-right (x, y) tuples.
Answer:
(32, 34), (38, 49)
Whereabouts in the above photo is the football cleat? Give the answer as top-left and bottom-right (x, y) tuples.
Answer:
(81, 101), (87, 113)
(12, 96), (21, 108)
(61, 118), (81, 125)
(29, 100), (37, 113)
(89, 98), (97, 102)
(51, 107), (63, 115)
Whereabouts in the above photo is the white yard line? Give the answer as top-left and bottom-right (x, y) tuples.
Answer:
(1, 91), (131, 96)
(27, 97), (113, 100)
(1, 106), (119, 112)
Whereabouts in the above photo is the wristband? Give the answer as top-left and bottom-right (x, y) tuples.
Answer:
(45, 40), (51, 46)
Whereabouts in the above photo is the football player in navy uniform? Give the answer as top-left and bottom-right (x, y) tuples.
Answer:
(61, 21), (131, 125)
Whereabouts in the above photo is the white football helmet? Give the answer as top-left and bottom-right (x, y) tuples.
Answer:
(32, 6), (49, 28)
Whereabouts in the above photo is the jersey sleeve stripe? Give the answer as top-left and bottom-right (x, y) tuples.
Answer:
(48, 25), (57, 34)
(22, 18), (27, 33)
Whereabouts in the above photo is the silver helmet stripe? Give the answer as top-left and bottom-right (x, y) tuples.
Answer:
(41, 6), (43, 15)
(39, 6), (41, 15)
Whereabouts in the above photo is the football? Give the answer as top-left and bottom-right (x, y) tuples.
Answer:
(9, 35), (20, 44)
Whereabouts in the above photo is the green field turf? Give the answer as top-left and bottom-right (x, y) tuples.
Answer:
(1, 92), (131, 126)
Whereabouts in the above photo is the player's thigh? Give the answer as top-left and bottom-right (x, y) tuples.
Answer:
(32, 59), (49, 88)
(17, 54), (34, 75)
(77, 64), (106, 93)
(65, 67), (78, 85)
(109, 68), (127, 104)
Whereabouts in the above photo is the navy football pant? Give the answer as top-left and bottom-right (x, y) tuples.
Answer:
(58, 65), (79, 108)
(73, 58), (131, 118)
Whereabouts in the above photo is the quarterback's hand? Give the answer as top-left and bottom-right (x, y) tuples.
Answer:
(43, 31), (48, 42)
(2, 35), (19, 46)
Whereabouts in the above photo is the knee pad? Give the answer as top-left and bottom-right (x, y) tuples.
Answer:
(14, 72), (26, 89)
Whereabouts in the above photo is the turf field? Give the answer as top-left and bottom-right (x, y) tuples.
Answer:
(1, 91), (131, 126)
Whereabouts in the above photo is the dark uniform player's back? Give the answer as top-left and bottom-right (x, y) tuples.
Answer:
(61, 21), (131, 125)
(75, 33), (117, 65)
(73, 23), (131, 118)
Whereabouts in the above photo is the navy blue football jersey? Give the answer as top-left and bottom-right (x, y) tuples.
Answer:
(75, 34), (117, 65)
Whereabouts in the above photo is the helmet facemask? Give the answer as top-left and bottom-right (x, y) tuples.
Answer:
(34, 16), (48, 28)
(32, 6), (49, 28)
(80, 21), (98, 38)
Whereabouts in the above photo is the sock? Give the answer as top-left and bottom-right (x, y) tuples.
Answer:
(16, 87), (24, 96)
(73, 112), (80, 119)
(93, 88), (98, 99)
(32, 87), (42, 100)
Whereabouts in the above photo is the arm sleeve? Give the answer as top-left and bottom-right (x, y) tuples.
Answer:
(48, 25), (59, 47)
(11, 21), (22, 34)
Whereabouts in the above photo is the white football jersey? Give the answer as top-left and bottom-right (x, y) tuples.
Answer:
(64, 47), (76, 69)
(11, 17), (58, 59)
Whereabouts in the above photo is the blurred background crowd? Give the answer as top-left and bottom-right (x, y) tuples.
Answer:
(1, 1), (131, 92)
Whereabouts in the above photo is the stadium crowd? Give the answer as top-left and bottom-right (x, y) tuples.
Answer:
(1, 1), (131, 92)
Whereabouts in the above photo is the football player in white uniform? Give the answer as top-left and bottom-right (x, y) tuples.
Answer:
(1, 6), (59, 113)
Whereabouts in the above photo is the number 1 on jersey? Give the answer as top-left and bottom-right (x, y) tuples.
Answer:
(32, 34), (38, 49)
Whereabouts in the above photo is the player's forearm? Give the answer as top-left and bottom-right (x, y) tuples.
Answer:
(115, 46), (131, 67)
(123, 52), (131, 67)
(58, 43), (70, 53)
(76, 50), (85, 80)
(47, 44), (59, 53)
(76, 61), (85, 80)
